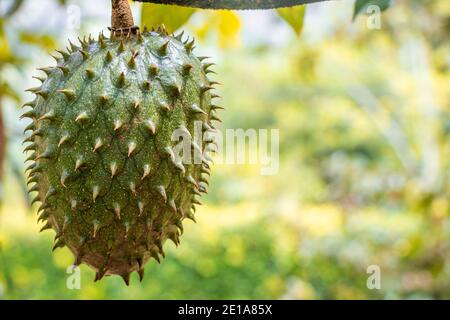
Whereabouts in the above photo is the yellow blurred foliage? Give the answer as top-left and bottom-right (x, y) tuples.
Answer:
(297, 204), (343, 237)
(276, 5), (306, 37)
(194, 10), (241, 48)
(140, 4), (195, 33)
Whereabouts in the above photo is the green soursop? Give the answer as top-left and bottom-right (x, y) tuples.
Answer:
(21, 28), (221, 284)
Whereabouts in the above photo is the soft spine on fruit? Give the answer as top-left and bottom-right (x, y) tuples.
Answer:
(21, 26), (222, 285)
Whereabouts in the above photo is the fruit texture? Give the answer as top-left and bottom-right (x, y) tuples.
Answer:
(21, 27), (221, 284)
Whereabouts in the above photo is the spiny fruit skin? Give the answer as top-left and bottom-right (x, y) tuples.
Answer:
(21, 28), (221, 284)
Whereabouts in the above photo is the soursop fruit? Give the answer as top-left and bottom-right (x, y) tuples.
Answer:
(21, 27), (221, 284)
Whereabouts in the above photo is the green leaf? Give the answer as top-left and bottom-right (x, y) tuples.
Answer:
(353, 0), (391, 20)
(133, 0), (330, 10)
(277, 5), (306, 37)
(140, 4), (196, 33)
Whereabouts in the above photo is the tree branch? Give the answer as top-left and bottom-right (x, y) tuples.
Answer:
(132, 0), (331, 10)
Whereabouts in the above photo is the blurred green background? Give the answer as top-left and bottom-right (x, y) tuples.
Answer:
(0, 0), (449, 299)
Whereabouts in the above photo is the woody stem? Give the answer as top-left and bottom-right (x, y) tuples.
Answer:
(111, 0), (135, 31)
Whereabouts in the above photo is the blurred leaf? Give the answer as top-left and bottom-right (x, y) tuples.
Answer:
(194, 11), (240, 48)
(140, 4), (196, 33)
(277, 5), (306, 37)
(0, 0), (24, 19)
(353, 0), (391, 20)
(0, 82), (20, 103)
(194, 19), (210, 41)
(19, 32), (57, 52)
(217, 11), (241, 48)
(0, 22), (13, 66)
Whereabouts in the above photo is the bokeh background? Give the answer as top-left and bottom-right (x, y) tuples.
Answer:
(0, 0), (449, 299)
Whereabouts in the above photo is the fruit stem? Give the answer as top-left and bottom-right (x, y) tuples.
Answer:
(111, 0), (138, 35)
